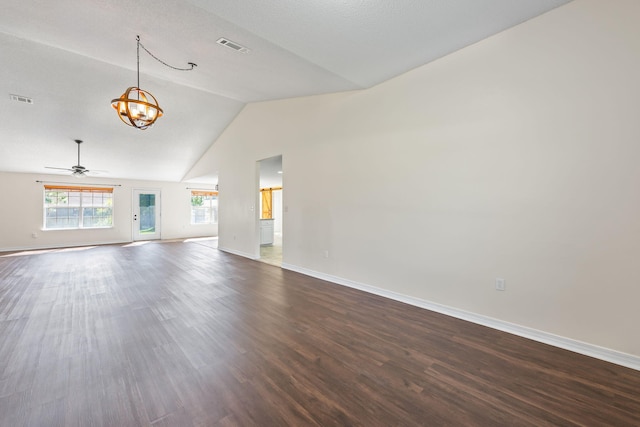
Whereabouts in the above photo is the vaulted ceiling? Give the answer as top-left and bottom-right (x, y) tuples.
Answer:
(0, 0), (570, 182)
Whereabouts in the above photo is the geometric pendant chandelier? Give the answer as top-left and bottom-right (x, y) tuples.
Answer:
(111, 35), (196, 130)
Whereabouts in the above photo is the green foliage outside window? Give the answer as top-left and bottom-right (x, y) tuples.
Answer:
(191, 195), (204, 206)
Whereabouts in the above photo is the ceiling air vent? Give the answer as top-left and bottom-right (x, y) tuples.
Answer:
(10, 94), (34, 104)
(216, 38), (250, 54)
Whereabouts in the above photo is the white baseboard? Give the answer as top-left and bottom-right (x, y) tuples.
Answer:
(218, 246), (259, 260)
(0, 240), (129, 254)
(281, 263), (640, 372)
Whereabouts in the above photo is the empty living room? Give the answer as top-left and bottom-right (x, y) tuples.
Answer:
(1, 0), (640, 425)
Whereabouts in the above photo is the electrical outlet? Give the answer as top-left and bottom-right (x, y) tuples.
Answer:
(323, 250), (329, 258)
(495, 278), (506, 291)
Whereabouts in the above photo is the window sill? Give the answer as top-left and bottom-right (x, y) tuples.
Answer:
(42, 226), (114, 231)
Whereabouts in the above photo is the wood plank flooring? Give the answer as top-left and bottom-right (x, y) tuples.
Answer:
(1, 241), (639, 426)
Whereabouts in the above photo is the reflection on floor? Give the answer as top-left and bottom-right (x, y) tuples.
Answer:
(260, 232), (282, 267)
(165, 235), (281, 266)
(183, 236), (219, 249)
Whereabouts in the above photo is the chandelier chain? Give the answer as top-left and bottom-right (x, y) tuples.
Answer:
(137, 36), (197, 71)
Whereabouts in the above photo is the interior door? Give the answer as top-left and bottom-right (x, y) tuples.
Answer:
(133, 189), (161, 241)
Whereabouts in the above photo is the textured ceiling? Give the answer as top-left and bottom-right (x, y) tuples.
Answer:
(0, 0), (570, 182)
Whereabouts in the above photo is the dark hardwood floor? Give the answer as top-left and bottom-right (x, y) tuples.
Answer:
(0, 241), (639, 426)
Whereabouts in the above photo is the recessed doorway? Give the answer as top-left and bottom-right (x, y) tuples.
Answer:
(258, 155), (283, 266)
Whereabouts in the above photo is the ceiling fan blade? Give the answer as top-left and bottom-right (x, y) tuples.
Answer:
(45, 166), (73, 171)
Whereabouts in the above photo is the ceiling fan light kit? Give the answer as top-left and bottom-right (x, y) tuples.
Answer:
(111, 35), (196, 130)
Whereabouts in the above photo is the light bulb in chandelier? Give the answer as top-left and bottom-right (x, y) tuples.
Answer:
(111, 87), (163, 129)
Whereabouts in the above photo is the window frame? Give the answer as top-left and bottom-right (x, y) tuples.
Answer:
(190, 190), (218, 225)
(43, 185), (114, 230)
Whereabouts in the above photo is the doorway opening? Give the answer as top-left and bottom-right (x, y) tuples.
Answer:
(258, 155), (283, 266)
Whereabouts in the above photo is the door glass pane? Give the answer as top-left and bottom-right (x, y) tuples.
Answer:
(139, 194), (156, 234)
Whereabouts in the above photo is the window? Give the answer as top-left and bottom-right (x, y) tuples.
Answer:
(191, 190), (218, 224)
(44, 185), (113, 229)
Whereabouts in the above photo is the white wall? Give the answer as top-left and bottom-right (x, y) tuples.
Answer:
(0, 171), (217, 251)
(273, 189), (283, 233)
(191, 0), (640, 359)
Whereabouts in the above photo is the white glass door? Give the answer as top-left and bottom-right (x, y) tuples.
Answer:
(133, 189), (161, 240)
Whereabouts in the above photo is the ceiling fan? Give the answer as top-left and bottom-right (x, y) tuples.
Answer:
(45, 139), (101, 177)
